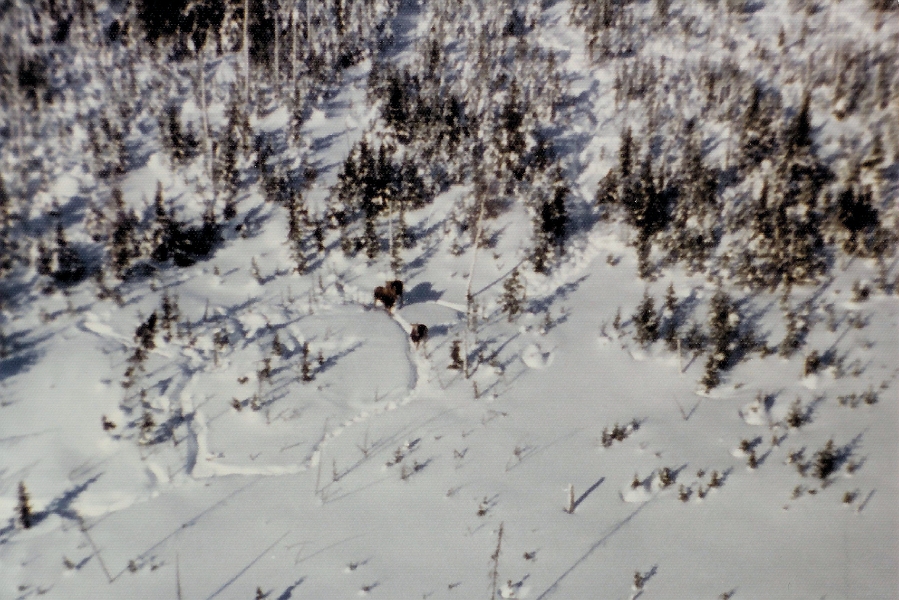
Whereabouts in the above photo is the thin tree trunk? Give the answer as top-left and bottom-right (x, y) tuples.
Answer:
(243, 0), (250, 107)
(273, 6), (280, 90)
(388, 196), (394, 265)
(78, 518), (114, 583)
(464, 197), (486, 379)
(489, 522), (504, 600)
(306, 0), (313, 61)
(12, 0), (24, 161)
(291, 6), (297, 93)
(198, 49), (214, 206)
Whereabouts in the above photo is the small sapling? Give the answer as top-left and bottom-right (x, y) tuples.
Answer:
(17, 482), (32, 529)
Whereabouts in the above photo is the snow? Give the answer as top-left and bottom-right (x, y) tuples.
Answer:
(2, 0), (898, 599)
(521, 343), (555, 370)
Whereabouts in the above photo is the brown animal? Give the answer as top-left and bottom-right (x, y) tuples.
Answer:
(386, 280), (403, 307)
(373, 285), (397, 312)
(410, 324), (428, 348)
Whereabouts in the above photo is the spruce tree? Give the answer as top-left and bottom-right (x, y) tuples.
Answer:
(286, 191), (307, 274)
(0, 174), (14, 277)
(161, 105), (186, 165)
(667, 126), (718, 269)
(17, 481), (32, 529)
(783, 91), (812, 159)
(301, 341), (312, 382)
(663, 283), (679, 350)
(632, 290), (660, 347)
(135, 312), (158, 351)
(546, 178), (569, 252)
(363, 205), (379, 260)
(109, 189), (140, 278)
(140, 410), (156, 443)
(627, 154), (669, 259)
(701, 354), (720, 392)
(448, 340), (464, 370)
(53, 223), (86, 284)
(707, 290), (738, 371)
(148, 182), (172, 260)
(36, 240), (53, 277)
(618, 126), (634, 180)
(595, 168), (619, 210)
(739, 83), (778, 171)
(161, 291), (180, 340)
(532, 176), (569, 272)
(500, 268), (526, 322)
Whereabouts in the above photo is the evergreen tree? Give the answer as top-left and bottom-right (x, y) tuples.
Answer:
(160, 105), (186, 165)
(217, 134), (240, 220)
(53, 223), (86, 284)
(139, 410), (156, 443)
(861, 131), (885, 171)
(618, 126), (635, 180)
(0, 174), (15, 277)
(135, 312), (158, 351)
(595, 168), (619, 209)
(448, 340), (464, 370)
(707, 290), (739, 371)
(363, 205), (379, 259)
(398, 156), (428, 211)
(286, 191), (308, 274)
(36, 240), (53, 277)
(247, 0), (276, 70)
(834, 184), (881, 255)
(663, 283), (679, 350)
(626, 153), (668, 240)
(17, 481), (32, 529)
(545, 177), (569, 251)
(531, 229), (550, 274)
(495, 80), (527, 182)
(271, 331), (284, 358)
(532, 174), (569, 272)
(390, 202), (404, 274)
(160, 291), (180, 339)
(632, 290), (660, 347)
(739, 83), (778, 171)
(783, 91), (813, 159)
(383, 71), (410, 137)
(701, 354), (721, 391)
(666, 125), (718, 269)
(148, 182), (172, 261)
(135, 0), (188, 44)
(109, 189), (141, 278)
(756, 158), (829, 288)
(635, 234), (653, 280)
(301, 341), (312, 382)
(500, 268), (526, 322)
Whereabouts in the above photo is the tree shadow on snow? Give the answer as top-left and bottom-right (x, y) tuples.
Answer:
(535, 501), (652, 600)
(35, 475), (102, 524)
(527, 275), (589, 314)
(572, 477), (605, 512)
(0, 475), (103, 543)
(404, 281), (444, 305)
(0, 327), (53, 385)
(276, 578), (306, 600)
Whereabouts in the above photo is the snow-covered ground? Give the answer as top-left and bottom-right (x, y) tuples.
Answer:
(1, 1), (898, 599)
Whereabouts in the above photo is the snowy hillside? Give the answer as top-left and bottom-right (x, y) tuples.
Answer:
(1, 0), (898, 598)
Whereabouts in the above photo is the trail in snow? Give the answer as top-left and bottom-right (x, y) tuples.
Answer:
(303, 302), (437, 473)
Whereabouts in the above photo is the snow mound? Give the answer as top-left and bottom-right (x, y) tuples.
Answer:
(521, 344), (554, 369)
(800, 374), (819, 390)
(739, 399), (768, 426)
(622, 482), (654, 503)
